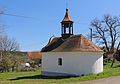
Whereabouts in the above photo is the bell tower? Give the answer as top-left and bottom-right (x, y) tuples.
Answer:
(61, 8), (74, 39)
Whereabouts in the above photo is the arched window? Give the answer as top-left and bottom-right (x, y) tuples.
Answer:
(58, 58), (62, 66)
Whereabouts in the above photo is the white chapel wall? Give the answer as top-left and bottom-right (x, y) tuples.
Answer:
(42, 52), (103, 76)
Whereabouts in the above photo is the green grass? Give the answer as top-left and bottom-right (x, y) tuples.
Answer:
(1, 63), (120, 84)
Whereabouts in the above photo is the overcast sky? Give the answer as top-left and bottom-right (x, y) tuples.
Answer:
(0, 0), (120, 51)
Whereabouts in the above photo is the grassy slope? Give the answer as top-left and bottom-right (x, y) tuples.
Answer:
(1, 63), (120, 84)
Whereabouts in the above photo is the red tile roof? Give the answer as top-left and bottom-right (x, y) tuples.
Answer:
(27, 52), (42, 59)
(41, 37), (64, 52)
(41, 34), (102, 52)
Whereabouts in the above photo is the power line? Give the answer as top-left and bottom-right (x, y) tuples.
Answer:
(3, 13), (34, 19)
(0, 12), (38, 20)
(0, 11), (91, 24)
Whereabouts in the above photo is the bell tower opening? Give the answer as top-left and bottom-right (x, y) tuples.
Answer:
(61, 8), (74, 39)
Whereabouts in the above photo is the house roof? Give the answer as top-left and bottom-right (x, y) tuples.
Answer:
(27, 52), (42, 59)
(41, 34), (102, 52)
(62, 8), (73, 22)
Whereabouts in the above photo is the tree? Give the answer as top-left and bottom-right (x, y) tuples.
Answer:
(91, 15), (120, 55)
(0, 8), (21, 72)
(0, 35), (20, 72)
(111, 42), (120, 67)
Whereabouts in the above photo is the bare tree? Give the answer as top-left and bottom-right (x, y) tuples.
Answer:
(91, 15), (120, 55)
(0, 35), (19, 72)
(0, 8), (21, 72)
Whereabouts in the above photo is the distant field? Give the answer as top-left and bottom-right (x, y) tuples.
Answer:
(1, 63), (120, 84)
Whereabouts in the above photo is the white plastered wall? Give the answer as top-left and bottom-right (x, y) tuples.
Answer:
(42, 52), (103, 76)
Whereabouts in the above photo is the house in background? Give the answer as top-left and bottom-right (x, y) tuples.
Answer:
(27, 51), (42, 65)
(27, 52), (42, 59)
(41, 8), (103, 76)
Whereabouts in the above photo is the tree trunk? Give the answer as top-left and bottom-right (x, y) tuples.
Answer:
(111, 58), (115, 68)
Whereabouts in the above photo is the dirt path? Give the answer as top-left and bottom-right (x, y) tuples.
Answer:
(76, 76), (120, 84)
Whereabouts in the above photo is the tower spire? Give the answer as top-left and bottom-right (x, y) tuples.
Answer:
(61, 8), (74, 39)
(62, 8), (72, 22)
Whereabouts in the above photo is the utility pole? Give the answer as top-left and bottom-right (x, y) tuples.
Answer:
(89, 28), (92, 42)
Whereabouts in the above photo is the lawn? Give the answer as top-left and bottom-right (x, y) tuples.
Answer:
(1, 63), (120, 84)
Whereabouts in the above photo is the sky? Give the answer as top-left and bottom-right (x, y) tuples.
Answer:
(0, 0), (120, 51)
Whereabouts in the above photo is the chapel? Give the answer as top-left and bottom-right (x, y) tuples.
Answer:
(41, 8), (103, 76)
